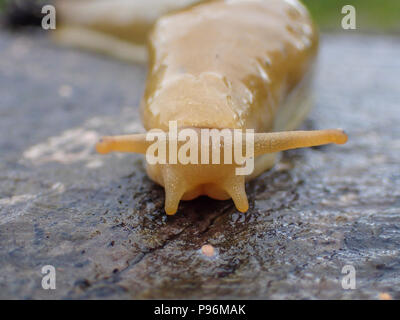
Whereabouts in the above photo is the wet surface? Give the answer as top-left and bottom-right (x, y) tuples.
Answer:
(0, 31), (399, 299)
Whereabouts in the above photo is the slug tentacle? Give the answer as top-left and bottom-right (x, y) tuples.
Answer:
(221, 175), (249, 213)
(252, 129), (348, 156)
(162, 166), (187, 215)
(95, 134), (149, 154)
(96, 129), (348, 157)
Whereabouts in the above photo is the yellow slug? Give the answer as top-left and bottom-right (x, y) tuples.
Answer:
(56, 0), (348, 215)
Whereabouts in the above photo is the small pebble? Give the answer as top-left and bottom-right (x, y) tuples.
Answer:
(201, 244), (215, 257)
(378, 292), (392, 300)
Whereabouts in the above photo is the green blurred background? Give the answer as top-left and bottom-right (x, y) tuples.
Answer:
(0, 0), (399, 32)
(302, 0), (400, 32)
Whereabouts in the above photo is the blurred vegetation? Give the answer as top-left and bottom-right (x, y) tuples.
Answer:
(0, 0), (6, 11)
(302, 0), (400, 32)
(0, 0), (399, 32)
(0, 0), (49, 28)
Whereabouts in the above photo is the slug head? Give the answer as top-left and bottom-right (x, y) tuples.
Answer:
(96, 128), (347, 215)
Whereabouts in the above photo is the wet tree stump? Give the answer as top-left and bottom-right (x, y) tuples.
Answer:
(0, 31), (399, 299)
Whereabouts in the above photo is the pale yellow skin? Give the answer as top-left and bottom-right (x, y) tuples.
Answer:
(56, 0), (347, 215)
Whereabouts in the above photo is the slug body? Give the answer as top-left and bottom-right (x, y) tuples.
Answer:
(57, 0), (347, 215)
(142, 0), (318, 213)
